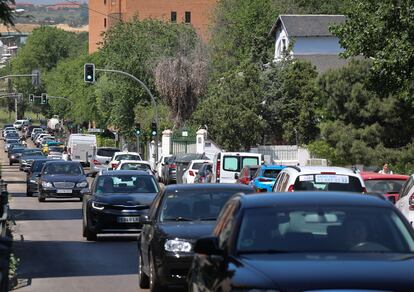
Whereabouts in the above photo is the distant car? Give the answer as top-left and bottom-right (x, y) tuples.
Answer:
(90, 147), (120, 173)
(396, 174), (414, 224)
(13, 119), (30, 130)
(160, 155), (177, 184)
(19, 149), (45, 171)
(3, 127), (16, 137)
(8, 146), (26, 165)
(236, 164), (260, 185)
(138, 184), (254, 291)
(115, 160), (153, 174)
(38, 161), (89, 202)
(35, 134), (53, 147)
(194, 162), (213, 184)
(182, 159), (211, 184)
(188, 192), (414, 291)
(250, 164), (286, 192)
(361, 172), (408, 204)
(4, 138), (20, 152)
(26, 158), (60, 197)
(155, 155), (172, 182)
(82, 170), (160, 241)
(272, 166), (366, 193)
(31, 128), (43, 140)
(4, 131), (19, 141)
(108, 151), (142, 170)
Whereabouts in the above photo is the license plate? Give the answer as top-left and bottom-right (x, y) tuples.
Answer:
(117, 217), (140, 223)
(56, 189), (72, 194)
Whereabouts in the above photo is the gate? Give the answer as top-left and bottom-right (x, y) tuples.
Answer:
(171, 129), (196, 155)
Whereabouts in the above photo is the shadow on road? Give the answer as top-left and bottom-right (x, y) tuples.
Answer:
(12, 209), (82, 221)
(14, 238), (139, 279)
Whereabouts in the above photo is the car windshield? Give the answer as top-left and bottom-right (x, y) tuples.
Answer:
(95, 175), (158, 194)
(263, 169), (282, 179)
(365, 179), (406, 193)
(120, 163), (151, 171)
(7, 140), (19, 144)
(191, 163), (205, 170)
(294, 174), (364, 193)
(115, 154), (141, 161)
(32, 160), (49, 172)
(237, 206), (414, 254)
(43, 163), (83, 175)
(49, 146), (63, 153)
(97, 148), (119, 157)
(23, 150), (43, 156)
(159, 188), (245, 222)
(11, 148), (25, 154)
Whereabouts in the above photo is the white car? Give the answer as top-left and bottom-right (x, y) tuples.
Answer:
(36, 134), (54, 147)
(182, 159), (211, 184)
(396, 175), (414, 224)
(272, 166), (366, 193)
(108, 152), (142, 170)
(13, 119), (29, 130)
(155, 155), (172, 182)
(115, 160), (153, 174)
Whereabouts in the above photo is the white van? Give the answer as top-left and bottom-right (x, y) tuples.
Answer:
(67, 134), (97, 165)
(212, 152), (263, 183)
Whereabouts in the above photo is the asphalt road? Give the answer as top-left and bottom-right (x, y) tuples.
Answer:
(2, 138), (147, 291)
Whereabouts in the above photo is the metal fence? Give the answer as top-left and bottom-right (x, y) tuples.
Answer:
(172, 141), (196, 155)
(251, 145), (299, 161)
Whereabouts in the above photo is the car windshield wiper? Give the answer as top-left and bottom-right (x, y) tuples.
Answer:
(197, 217), (217, 221)
(163, 216), (194, 222)
(238, 249), (291, 254)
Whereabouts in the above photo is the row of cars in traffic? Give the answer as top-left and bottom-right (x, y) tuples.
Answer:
(5, 123), (414, 290)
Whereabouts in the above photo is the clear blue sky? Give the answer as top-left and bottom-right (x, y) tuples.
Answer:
(17, 0), (87, 4)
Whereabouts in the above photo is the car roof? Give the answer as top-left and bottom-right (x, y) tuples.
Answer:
(99, 170), (152, 176)
(240, 192), (392, 209)
(164, 183), (253, 192)
(190, 159), (211, 163)
(261, 165), (286, 170)
(43, 160), (81, 165)
(360, 172), (409, 180)
(113, 151), (140, 156)
(119, 160), (151, 165)
(283, 166), (357, 175)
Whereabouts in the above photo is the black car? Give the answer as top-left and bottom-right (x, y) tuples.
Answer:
(188, 192), (414, 291)
(194, 162), (213, 183)
(138, 184), (253, 291)
(82, 170), (160, 241)
(19, 149), (44, 171)
(26, 158), (62, 197)
(8, 146), (26, 165)
(4, 138), (20, 152)
(38, 161), (89, 202)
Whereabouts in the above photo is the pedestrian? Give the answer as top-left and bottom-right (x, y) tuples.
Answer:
(62, 147), (70, 161)
(378, 163), (393, 174)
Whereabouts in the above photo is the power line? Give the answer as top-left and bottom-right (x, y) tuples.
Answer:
(62, 0), (121, 22)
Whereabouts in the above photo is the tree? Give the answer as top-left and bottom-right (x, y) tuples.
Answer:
(0, 0), (15, 26)
(154, 39), (208, 129)
(331, 0), (414, 93)
(294, 0), (348, 14)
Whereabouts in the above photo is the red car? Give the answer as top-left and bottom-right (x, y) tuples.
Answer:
(360, 172), (409, 204)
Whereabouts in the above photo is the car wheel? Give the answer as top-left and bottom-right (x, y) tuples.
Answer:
(26, 190), (33, 197)
(38, 194), (45, 202)
(138, 250), (150, 289)
(149, 251), (167, 292)
(9, 161), (12, 166)
(83, 214), (97, 241)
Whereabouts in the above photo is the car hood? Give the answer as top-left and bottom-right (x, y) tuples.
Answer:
(94, 193), (157, 206)
(232, 253), (414, 290)
(41, 174), (86, 182)
(158, 221), (215, 240)
(21, 155), (44, 161)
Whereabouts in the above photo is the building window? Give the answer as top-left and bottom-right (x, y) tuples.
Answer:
(185, 11), (191, 24)
(104, 18), (107, 28)
(171, 11), (177, 22)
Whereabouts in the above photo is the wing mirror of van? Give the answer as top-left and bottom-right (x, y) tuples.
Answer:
(234, 173), (239, 180)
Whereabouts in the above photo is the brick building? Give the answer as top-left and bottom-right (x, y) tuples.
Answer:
(89, 0), (217, 53)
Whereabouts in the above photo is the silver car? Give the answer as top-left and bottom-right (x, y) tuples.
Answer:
(90, 147), (120, 173)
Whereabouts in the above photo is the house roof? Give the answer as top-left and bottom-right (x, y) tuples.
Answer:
(269, 14), (346, 37)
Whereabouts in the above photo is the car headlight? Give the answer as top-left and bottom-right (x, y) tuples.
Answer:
(76, 181), (88, 188)
(30, 179), (37, 183)
(11, 155), (15, 159)
(91, 201), (105, 210)
(164, 239), (192, 253)
(41, 181), (53, 188)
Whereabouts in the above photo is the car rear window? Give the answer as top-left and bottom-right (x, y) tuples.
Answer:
(120, 163), (151, 171)
(115, 154), (141, 161)
(263, 169), (282, 178)
(365, 179), (406, 193)
(223, 156), (260, 172)
(294, 174), (364, 193)
(191, 163), (205, 170)
(97, 148), (119, 157)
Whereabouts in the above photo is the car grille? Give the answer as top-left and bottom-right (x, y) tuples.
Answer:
(53, 182), (75, 189)
(106, 204), (149, 211)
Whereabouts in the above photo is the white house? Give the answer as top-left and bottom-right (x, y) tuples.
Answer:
(269, 14), (349, 73)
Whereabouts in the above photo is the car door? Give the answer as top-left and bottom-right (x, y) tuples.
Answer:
(397, 177), (414, 220)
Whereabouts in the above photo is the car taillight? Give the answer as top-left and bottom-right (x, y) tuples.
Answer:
(92, 159), (101, 165)
(189, 170), (195, 176)
(216, 159), (221, 182)
(409, 194), (414, 210)
(288, 185), (294, 192)
(169, 164), (176, 169)
(111, 163), (118, 169)
(258, 178), (272, 182)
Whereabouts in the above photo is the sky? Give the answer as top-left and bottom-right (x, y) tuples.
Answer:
(17, 0), (87, 4)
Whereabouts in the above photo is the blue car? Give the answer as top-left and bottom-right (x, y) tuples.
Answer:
(250, 165), (285, 192)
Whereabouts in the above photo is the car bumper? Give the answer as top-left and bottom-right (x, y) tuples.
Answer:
(27, 181), (38, 193)
(40, 188), (87, 198)
(88, 208), (148, 234)
(155, 252), (194, 287)
(90, 164), (108, 173)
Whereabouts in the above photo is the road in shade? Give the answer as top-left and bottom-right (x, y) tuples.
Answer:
(2, 138), (146, 292)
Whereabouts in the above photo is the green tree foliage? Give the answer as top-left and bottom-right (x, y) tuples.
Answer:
(294, 0), (348, 14)
(331, 0), (414, 93)
(0, 0), (14, 26)
(98, 19), (199, 134)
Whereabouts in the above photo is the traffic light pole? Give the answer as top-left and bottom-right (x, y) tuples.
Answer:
(95, 68), (159, 165)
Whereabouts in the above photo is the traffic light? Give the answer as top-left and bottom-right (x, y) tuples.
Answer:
(151, 122), (157, 136)
(134, 123), (141, 136)
(84, 63), (95, 83)
(41, 93), (48, 104)
(29, 94), (34, 103)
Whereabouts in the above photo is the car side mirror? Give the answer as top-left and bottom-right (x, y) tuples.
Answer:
(86, 172), (96, 178)
(36, 173), (41, 177)
(140, 214), (151, 225)
(234, 173), (239, 180)
(194, 237), (223, 255)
